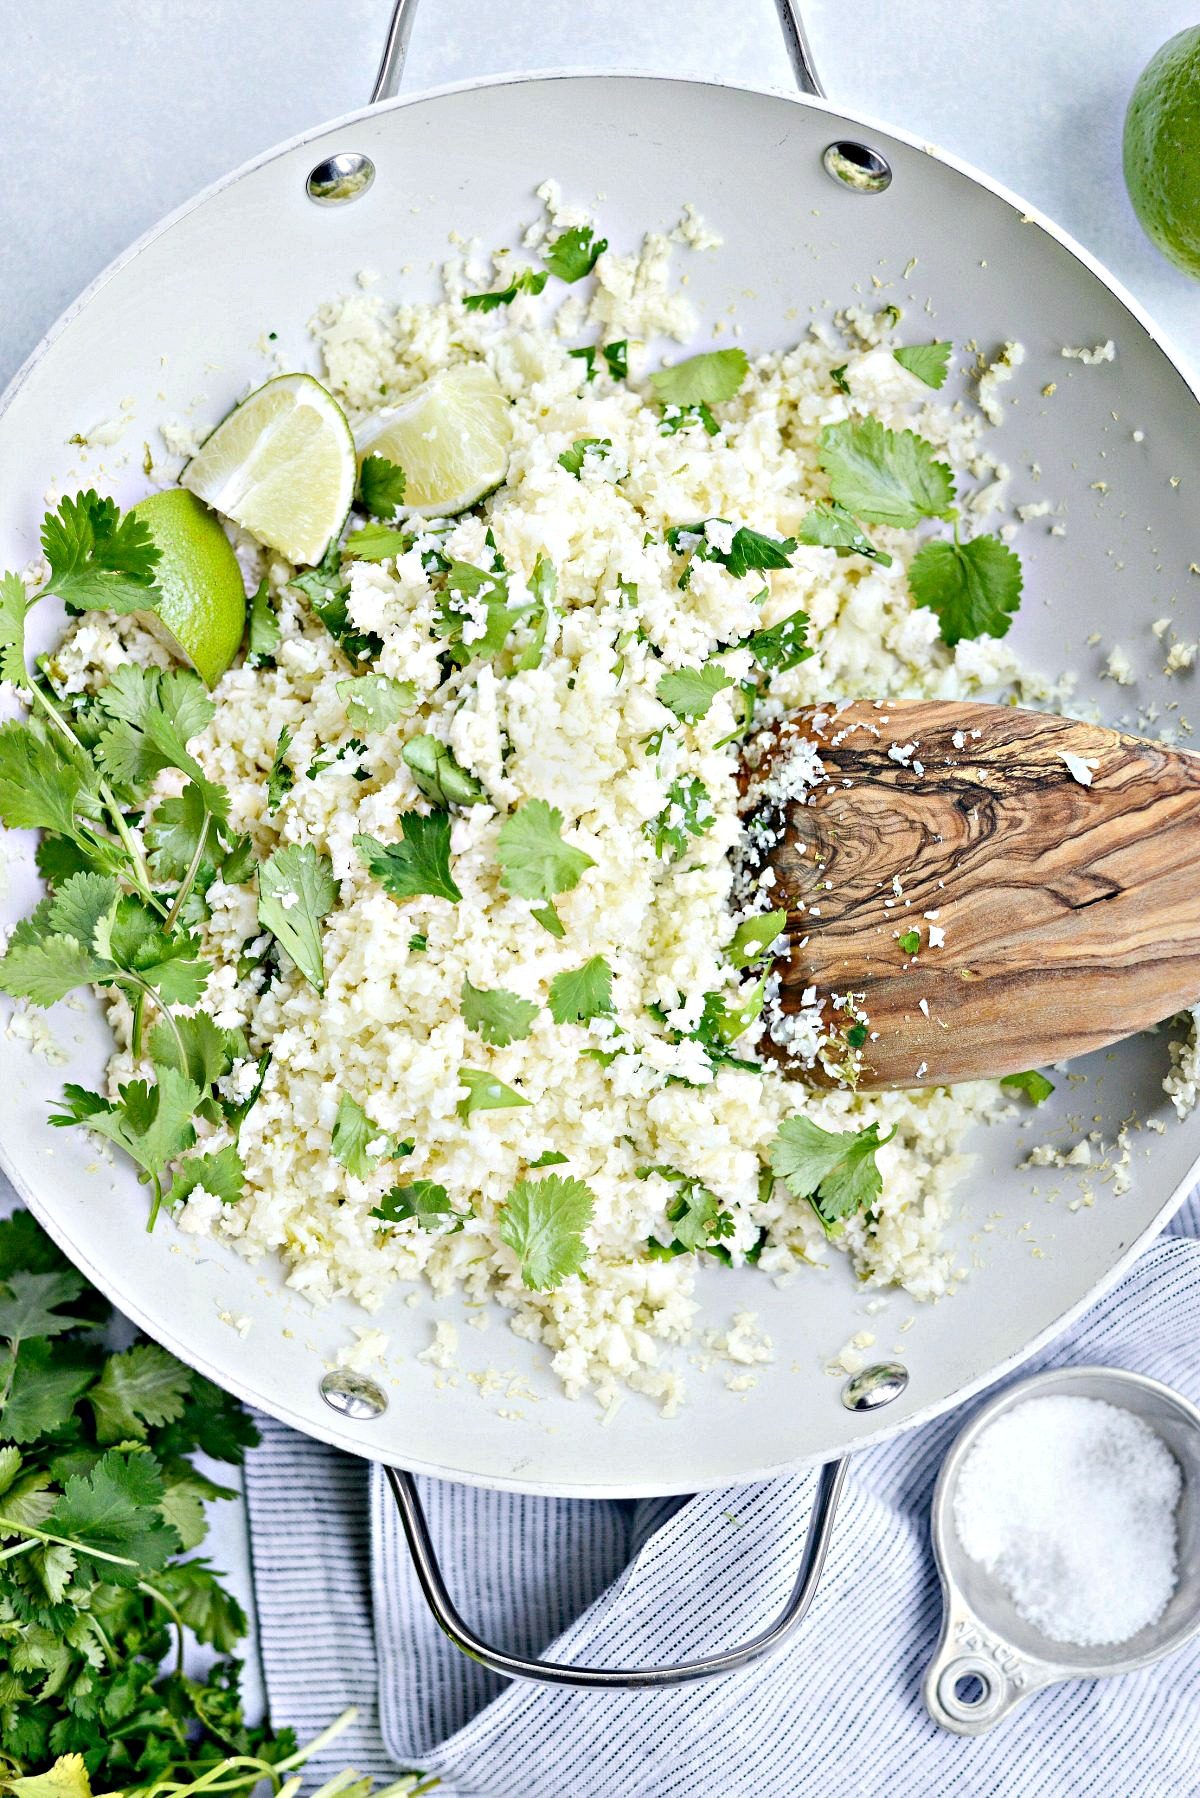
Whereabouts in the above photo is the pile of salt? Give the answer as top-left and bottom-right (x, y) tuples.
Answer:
(953, 1393), (1181, 1647)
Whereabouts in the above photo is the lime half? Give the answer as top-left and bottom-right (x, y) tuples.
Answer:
(356, 362), (512, 517)
(181, 373), (356, 565)
(1124, 26), (1200, 280)
(133, 489), (246, 689)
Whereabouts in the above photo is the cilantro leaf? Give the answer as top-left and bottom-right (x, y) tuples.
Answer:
(95, 896), (211, 1006)
(52, 1068), (200, 1205)
(257, 843), (337, 991)
(898, 928), (921, 955)
(499, 1173), (594, 1289)
(463, 267), (548, 310)
(47, 1449), (178, 1582)
(0, 571), (30, 689)
(729, 909), (787, 968)
(604, 341), (628, 380)
(0, 900), (112, 1006)
(646, 775), (714, 861)
(88, 1343), (192, 1444)
(744, 607), (812, 673)
(1001, 1069), (1055, 1104)
(402, 734), (484, 806)
(40, 492), (161, 614)
(569, 345), (598, 383)
(266, 726), (294, 813)
(169, 1142), (245, 1207)
(769, 1115), (895, 1231)
(0, 1268), (87, 1344)
(649, 349), (748, 407)
(657, 663), (733, 722)
(547, 955), (614, 1025)
(666, 521), (797, 582)
(894, 341), (952, 389)
(818, 418), (955, 527)
(434, 557), (529, 665)
(457, 1066), (531, 1121)
(528, 1150), (569, 1168)
(331, 1092), (409, 1178)
(94, 665), (227, 817)
(355, 812), (462, 904)
(830, 364), (851, 395)
(146, 780), (213, 882)
(798, 500), (893, 567)
(497, 800), (594, 907)
(155, 1555), (248, 1651)
(341, 521), (412, 562)
(337, 672), (416, 733)
(292, 549), (381, 661)
(357, 453), (408, 520)
(543, 224), (607, 282)
(461, 977), (539, 1046)
(0, 717), (99, 839)
(3, 1338), (94, 1443)
(659, 401), (720, 437)
(639, 1165), (730, 1254)
(908, 533), (1024, 646)
(245, 578), (281, 666)
(514, 552), (557, 672)
(371, 1180), (458, 1231)
(558, 437), (612, 477)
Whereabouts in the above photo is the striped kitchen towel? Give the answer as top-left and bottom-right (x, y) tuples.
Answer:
(246, 1189), (1200, 1798)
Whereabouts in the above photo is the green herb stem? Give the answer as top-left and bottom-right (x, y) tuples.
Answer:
(30, 679), (168, 917)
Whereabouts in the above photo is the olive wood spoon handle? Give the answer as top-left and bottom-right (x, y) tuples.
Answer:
(743, 698), (1200, 1090)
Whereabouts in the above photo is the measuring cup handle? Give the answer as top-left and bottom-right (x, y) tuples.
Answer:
(923, 1604), (1042, 1734)
(385, 1459), (847, 1688)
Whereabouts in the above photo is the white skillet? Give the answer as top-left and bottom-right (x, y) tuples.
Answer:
(2, 0), (1199, 1684)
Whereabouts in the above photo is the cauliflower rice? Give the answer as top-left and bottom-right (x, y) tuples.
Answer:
(41, 193), (1075, 1408)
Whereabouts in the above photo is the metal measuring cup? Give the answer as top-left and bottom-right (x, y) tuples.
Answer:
(923, 1365), (1200, 1733)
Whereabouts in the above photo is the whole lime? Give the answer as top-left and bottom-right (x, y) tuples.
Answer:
(133, 489), (246, 688)
(1124, 25), (1200, 280)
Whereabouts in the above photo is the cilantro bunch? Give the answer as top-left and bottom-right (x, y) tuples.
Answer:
(0, 1209), (434, 1798)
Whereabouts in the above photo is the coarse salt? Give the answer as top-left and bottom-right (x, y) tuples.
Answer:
(953, 1394), (1181, 1646)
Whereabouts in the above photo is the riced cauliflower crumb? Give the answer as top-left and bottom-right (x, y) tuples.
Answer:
(418, 1319), (460, 1370)
(1103, 645), (1135, 686)
(336, 1325), (391, 1371)
(1061, 341), (1116, 365)
(978, 342), (1025, 426)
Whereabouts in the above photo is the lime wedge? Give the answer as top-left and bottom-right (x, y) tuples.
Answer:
(356, 362), (512, 517)
(181, 373), (356, 566)
(133, 489), (246, 689)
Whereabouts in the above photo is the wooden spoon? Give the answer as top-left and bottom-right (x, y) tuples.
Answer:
(742, 698), (1200, 1090)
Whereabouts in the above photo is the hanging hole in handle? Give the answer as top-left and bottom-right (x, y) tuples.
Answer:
(934, 1655), (1006, 1727)
(307, 151), (376, 205)
(822, 141), (893, 194)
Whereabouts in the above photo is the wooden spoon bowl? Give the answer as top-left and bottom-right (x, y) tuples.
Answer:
(742, 698), (1200, 1090)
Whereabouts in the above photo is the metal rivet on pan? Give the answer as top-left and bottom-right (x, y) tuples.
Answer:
(841, 1361), (909, 1412)
(320, 1369), (388, 1418)
(822, 141), (893, 194)
(307, 152), (376, 205)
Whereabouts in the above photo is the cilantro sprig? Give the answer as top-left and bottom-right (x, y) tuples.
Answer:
(769, 1115), (895, 1232)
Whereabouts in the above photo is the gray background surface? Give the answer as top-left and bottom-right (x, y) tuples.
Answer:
(2, 0), (1198, 1741)
(2, 0), (1199, 387)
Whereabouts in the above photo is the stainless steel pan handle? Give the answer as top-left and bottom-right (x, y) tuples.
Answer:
(370, 0), (825, 102)
(385, 1460), (847, 1687)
